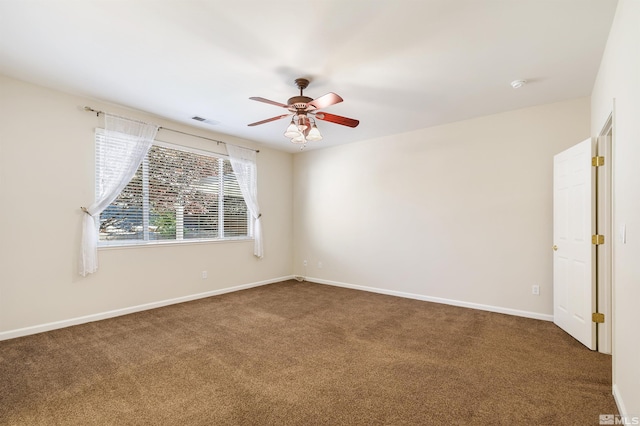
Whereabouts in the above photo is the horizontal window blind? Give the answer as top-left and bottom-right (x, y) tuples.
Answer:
(96, 131), (250, 245)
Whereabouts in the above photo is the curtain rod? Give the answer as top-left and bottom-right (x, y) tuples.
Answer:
(83, 106), (259, 153)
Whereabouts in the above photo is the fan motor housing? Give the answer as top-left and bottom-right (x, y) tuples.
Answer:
(288, 96), (313, 110)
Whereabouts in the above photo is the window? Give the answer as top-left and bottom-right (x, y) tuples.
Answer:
(96, 131), (250, 246)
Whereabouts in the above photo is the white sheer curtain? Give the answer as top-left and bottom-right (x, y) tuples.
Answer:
(227, 144), (263, 258)
(79, 114), (158, 276)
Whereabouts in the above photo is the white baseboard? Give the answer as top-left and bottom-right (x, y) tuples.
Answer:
(0, 275), (555, 341)
(0, 275), (294, 341)
(307, 277), (554, 322)
(612, 384), (628, 419)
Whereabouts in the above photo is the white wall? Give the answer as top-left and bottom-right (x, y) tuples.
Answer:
(591, 0), (640, 418)
(0, 75), (293, 337)
(293, 97), (590, 318)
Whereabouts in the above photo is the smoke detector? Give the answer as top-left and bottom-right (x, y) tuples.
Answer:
(510, 80), (527, 89)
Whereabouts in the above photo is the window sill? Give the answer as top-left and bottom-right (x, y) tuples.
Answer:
(98, 237), (253, 250)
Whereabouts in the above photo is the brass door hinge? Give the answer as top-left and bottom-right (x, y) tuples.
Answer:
(592, 156), (605, 167)
(592, 234), (605, 245)
(592, 312), (605, 323)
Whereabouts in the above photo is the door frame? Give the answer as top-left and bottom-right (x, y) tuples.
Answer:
(596, 113), (613, 354)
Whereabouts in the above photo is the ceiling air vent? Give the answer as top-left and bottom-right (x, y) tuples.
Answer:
(191, 116), (219, 125)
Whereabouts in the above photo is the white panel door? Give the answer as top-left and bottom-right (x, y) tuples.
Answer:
(553, 138), (596, 350)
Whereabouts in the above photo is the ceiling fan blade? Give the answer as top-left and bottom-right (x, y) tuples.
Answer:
(249, 97), (289, 108)
(307, 93), (343, 110)
(314, 112), (359, 128)
(247, 114), (291, 126)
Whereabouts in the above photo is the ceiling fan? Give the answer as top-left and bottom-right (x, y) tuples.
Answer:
(248, 78), (359, 144)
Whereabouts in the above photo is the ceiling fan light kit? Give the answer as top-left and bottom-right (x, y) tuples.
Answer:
(283, 114), (322, 144)
(306, 124), (322, 141)
(284, 119), (300, 138)
(248, 78), (359, 147)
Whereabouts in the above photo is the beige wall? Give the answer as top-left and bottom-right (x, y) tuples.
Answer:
(591, 0), (640, 418)
(293, 97), (590, 318)
(0, 75), (293, 336)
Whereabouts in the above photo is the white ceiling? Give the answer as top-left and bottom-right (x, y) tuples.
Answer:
(0, 0), (617, 153)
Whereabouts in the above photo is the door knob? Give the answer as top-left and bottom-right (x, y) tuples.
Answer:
(552, 245), (558, 251)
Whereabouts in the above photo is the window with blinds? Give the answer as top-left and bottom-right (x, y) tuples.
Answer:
(96, 132), (250, 246)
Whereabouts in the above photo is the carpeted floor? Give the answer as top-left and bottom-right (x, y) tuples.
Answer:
(0, 280), (617, 425)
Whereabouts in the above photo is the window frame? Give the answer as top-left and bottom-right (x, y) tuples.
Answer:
(95, 131), (253, 248)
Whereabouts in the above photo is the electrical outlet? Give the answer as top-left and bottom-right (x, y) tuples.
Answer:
(303, 260), (308, 267)
(201, 271), (208, 279)
(532, 285), (540, 295)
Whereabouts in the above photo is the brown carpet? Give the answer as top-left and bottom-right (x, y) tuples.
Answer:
(0, 280), (617, 425)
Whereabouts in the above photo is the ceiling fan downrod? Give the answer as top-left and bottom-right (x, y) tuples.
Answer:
(295, 78), (310, 95)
